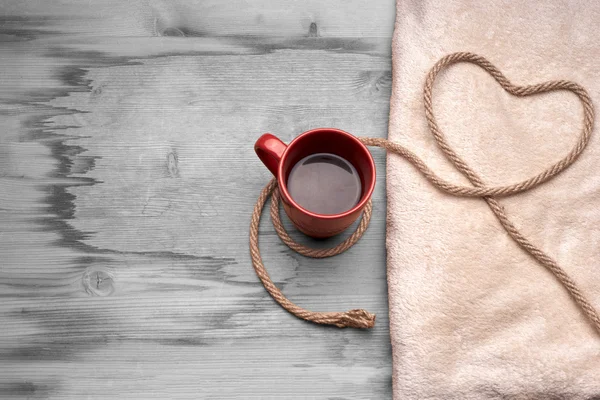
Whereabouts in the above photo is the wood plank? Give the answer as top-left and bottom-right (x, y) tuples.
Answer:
(0, 0), (395, 38)
(0, 2), (394, 398)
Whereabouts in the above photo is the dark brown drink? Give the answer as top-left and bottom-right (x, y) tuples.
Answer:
(287, 153), (362, 215)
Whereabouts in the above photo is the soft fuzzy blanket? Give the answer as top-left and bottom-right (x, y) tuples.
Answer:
(387, 1), (600, 398)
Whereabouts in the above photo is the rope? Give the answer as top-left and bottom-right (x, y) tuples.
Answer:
(249, 52), (600, 333)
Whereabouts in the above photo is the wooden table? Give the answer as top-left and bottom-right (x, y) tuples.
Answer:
(0, 1), (394, 398)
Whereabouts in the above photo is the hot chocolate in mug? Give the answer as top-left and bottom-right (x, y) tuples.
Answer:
(254, 128), (376, 238)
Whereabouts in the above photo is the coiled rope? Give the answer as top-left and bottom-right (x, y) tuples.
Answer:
(249, 52), (599, 333)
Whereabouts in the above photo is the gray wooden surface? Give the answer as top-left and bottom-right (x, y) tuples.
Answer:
(0, 1), (395, 398)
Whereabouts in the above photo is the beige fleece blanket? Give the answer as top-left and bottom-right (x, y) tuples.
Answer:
(387, 1), (600, 398)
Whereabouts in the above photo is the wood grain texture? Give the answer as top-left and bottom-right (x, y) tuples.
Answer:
(0, 1), (394, 398)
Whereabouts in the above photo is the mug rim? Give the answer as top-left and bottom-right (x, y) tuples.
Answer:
(276, 128), (376, 220)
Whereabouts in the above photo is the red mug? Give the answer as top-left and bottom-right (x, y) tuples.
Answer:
(254, 128), (376, 238)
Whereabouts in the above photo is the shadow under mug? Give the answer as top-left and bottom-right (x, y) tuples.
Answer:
(254, 128), (376, 238)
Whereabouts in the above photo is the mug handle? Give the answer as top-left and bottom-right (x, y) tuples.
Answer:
(254, 133), (287, 176)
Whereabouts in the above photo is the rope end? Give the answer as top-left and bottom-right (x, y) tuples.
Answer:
(337, 309), (376, 329)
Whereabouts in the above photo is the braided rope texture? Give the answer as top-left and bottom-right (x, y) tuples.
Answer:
(249, 52), (600, 333)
